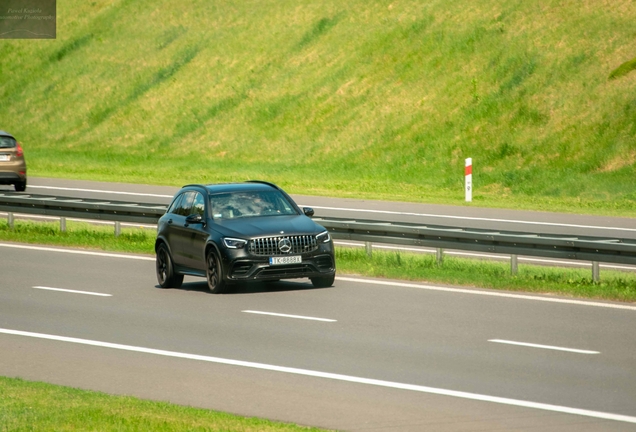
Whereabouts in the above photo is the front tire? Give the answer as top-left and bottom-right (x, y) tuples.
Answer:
(156, 244), (183, 288)
(311, 274), (335, 288)
(206, 249), (227, 294)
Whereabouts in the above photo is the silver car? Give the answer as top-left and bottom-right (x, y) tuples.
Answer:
(0, 130), (27, 191)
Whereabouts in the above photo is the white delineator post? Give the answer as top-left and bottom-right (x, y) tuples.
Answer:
(465, 158), (472, 202)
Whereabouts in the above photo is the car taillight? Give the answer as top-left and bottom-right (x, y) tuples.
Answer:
(16, 143), (23, 157)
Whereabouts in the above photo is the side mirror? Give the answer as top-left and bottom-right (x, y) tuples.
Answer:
(303, 207), (315, 217)
(185, 214), (204, 224)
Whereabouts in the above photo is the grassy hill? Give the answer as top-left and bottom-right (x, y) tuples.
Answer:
(1, 0), (635, 215)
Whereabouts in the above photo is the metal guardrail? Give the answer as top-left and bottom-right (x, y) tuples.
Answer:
(1, 193), (635, 279)
(315, 217), (636, 266)
(0, 192), (166, 221)
(0, 192), (166, 235)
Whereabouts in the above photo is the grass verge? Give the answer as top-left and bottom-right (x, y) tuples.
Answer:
(1, 1), (635, 216)
(0, 377), (327, 432)
(1, 219), (635, 302)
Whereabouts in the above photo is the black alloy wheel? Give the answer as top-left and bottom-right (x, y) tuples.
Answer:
(156, 244), (183, 288)
(206, 249), (227, 294)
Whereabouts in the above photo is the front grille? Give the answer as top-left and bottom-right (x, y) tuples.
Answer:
(249, 235), (317, 256)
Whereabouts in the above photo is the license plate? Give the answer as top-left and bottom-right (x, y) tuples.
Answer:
(0, 155), (9, 162)
(269, 255), (302, 265)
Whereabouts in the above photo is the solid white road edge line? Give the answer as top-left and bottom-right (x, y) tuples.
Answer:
(306, 205), (636, 233)
(28, 185), (173, 199)
(1, 327), (634, 424)
(337, 277), (636, 311)
(23, 184), (635, 233)
(3, 242), (635, 310)
(488, 339), (600, 354)
(243, 310), (336, 322)
(0, 243), (155, 261)
(32, 286), (112, 297)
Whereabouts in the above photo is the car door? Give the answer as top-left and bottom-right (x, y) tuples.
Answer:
(160, 192), (184, 264)
(182, 191), (208, 271)
(168, 191), (196, 267)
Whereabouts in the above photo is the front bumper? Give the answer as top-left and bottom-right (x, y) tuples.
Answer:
(227, 253), (335, 281)
(222, 241), (336, 282)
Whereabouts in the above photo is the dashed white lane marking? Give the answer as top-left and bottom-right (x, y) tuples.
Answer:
(32, 286), (112, 297)
(489, 339), (600, 355)
(1, 328), (634, 424)
(3, 243), (635, 310)
(243, 310), (336, 322)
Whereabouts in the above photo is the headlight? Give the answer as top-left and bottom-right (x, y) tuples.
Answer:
(316, 230), (331, 243)
(223, 237), (247, 249)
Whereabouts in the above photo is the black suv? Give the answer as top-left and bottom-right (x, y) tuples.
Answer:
(155, 181), (336, 293)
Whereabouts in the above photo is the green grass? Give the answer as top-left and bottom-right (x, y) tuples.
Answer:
(2, 219), (635, 302)
(0, 0), (635, 216)
(0, 377), (328, 432)
(0, 219), (156, 253)
(336, 248), (636, 303)
(609, 56), (636, 80)
(1, 2), (635, 425)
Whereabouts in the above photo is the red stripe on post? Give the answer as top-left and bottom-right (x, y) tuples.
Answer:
(465, 165), (472, 176)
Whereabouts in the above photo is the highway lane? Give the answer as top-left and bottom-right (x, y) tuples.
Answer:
(5, 177), (636, 239)
(1, 243), (636, 431)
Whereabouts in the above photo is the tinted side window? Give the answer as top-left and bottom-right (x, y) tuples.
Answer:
(167, 194), (184, 214)
(175, 191), (196, 216)
(192, 192), (205, 217)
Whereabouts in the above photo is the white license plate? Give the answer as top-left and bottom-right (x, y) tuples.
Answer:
(269, 255), (302, 265)
(0, 155), (9, 162)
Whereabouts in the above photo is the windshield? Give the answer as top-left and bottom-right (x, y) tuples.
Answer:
(210, 190), (298, 219)
(0, 136), (16, 148)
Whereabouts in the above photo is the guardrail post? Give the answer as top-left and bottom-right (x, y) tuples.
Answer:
(511, 254), (518, 275)
(365, 241), (373, 258)
(592, 261), (600, 282)
(115, 221), (121, 237)
(60, 217), (66, 232)
(436, 248), (444, 266)
(8, 212), (14, 229)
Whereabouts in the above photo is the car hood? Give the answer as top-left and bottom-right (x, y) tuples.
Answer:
(211, 215), (325, 238)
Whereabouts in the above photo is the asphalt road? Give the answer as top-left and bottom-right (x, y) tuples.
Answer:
(2, 242), (636, 431)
